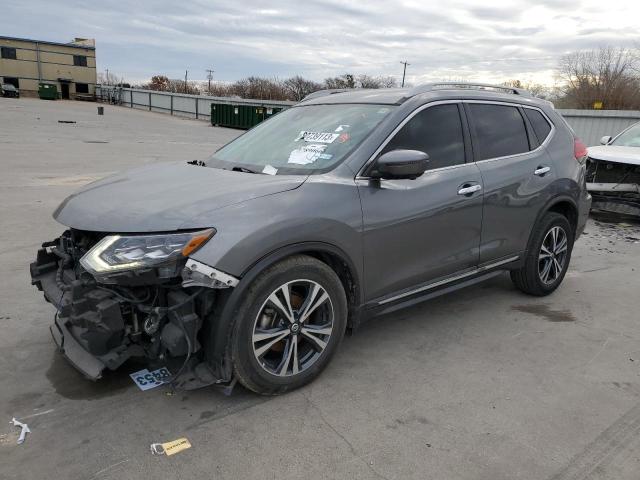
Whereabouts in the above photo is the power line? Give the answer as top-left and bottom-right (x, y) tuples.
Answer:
(400, 61), (410, 87)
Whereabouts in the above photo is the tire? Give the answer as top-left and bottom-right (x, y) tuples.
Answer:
(230, 255), (347, 395)
(510, 212), (574, 296)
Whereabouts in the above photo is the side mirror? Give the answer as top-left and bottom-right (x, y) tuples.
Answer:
(600, 135), (612, 145)
(371, 150), (429, 180)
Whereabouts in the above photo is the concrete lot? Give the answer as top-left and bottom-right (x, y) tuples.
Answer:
(1, 97), (639, 480)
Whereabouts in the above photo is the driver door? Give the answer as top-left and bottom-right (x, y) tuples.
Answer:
(356, 102), (483, 302)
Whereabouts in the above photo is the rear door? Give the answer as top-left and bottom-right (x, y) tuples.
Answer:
(465, 102), (556, 263)
(357, 102), (483, 302)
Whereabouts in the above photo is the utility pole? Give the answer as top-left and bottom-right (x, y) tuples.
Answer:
(184, 70), (188, 93)
(400, 61), (410, 88)
(206, 69), (214, 94)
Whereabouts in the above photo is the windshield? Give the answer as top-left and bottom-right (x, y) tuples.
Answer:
(612, 123), (640, 147)
(207, 104), (394, 174)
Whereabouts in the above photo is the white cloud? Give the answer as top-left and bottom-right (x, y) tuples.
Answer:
(2, 0), (639, 85)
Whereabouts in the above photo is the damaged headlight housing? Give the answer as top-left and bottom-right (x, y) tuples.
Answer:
(80, 229), (215, 277)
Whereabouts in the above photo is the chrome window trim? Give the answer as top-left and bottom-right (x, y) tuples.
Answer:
(355, 99), (556, 179)
(377, 255), (520, 305)
(355, 99), (464, 180)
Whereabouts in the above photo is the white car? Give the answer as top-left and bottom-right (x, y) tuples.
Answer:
(586, 121), (640, 216)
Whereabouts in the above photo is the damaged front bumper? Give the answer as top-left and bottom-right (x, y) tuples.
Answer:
(586, 158), (640, 217)
(30, 230), (238, 386)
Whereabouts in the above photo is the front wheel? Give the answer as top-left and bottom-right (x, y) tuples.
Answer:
(511, 212), (574, 296)
(231, 255), (347, 395)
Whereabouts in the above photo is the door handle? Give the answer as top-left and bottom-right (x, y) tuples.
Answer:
(534, 166), (551, 176)
(457, 184), (482, 195)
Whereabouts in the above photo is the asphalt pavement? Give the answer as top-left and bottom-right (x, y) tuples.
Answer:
(1, 98), (639, 480)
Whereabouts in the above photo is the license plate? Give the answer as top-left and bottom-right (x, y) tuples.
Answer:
(130, 367), (171, 391)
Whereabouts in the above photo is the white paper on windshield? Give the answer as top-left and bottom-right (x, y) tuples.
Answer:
(262, 164), (278, 175)
(295, 131), (339, 144)
(288, 144), (326, 165)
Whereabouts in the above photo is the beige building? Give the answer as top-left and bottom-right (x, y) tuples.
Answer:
(0, 36), (96, 99)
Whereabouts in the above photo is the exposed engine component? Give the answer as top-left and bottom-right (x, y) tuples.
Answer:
(30, 230), (217, 381)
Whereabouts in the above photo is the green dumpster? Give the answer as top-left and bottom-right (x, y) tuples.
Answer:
(38, 83), (58, 100)
(211, 102), (287, 129)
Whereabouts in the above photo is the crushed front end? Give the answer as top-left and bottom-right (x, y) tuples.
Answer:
(30, 228), (237, 387)
(586, 157), (640, 217)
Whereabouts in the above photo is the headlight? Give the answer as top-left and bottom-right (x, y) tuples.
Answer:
(80, 228), (215, 275)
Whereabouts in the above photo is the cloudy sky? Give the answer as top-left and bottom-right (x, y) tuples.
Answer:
(2, 0), (639, 85)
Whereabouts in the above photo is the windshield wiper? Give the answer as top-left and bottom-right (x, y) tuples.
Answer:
(187, 160), (206, 167)
(231, 166), (261, 174)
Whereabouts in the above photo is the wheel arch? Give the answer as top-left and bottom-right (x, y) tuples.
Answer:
(241, 242), (362, 322)
(546, 198), (578, 234)
(203, 242), (363, 378)
(524, 195), (578, 256)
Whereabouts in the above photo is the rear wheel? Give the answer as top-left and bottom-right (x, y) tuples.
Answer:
(511, 212), (574, 296)
(231, 255), (347, 395)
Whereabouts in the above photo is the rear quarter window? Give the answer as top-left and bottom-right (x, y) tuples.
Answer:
(468, 104), (530, 160)
(523, 108), (552, 144)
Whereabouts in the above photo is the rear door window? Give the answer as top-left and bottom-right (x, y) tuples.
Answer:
(523, 108), (552, 145)
(382, 103), (465, 171)
(468, 104), (530, 160)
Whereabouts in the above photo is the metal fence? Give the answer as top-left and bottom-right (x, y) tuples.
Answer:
(96, 85), (294, 122)
(96, 86), (640, 146)
(556, 109), (640, 146)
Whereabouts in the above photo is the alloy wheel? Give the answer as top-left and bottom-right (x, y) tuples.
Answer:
(252, 279), (334, 377)
(538, 226), (568, 285)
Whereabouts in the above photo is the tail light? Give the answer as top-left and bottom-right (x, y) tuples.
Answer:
(574, 138), (588, 163)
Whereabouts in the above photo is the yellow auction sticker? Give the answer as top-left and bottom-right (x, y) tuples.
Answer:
(150, 438), (192, 456)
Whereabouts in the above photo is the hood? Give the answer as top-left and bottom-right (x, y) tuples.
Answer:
(54, 162), (307, 232)
(587, 145), (640, 166)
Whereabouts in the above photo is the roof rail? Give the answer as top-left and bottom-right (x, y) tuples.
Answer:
(409, 82), (532, 97)
(300, 89), (350, 102)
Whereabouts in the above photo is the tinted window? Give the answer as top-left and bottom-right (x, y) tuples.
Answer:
(75, 83), (89, 93)
(382, 104), (465, 170)
(469, 104), (529, 160)
(73, 55), (87, 67)
(524, 108), (552, 144)
(3, 77), (19, 88)
(1, 47), (17, 59)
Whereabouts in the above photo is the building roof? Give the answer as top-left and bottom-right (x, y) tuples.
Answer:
(0, 35), (95, 50)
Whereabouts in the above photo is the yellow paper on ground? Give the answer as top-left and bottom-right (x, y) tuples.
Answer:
(162, 438), (191, 456)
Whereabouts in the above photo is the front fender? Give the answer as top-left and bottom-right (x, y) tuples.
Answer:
(189, 178), (364, 279)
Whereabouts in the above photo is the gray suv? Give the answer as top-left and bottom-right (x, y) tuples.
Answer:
(31, 83), (592, 394)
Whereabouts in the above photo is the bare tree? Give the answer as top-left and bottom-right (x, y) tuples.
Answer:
(357, 74), (398, 88)
(502, 79), (553, 99)
(357, 74), (382, 88)
(377, 75), (398, 88)
(283, 76), (322, 100)
(148, 75), (170, 91)
(556, 46), (640, 109)
(324, 74), (356, 89)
